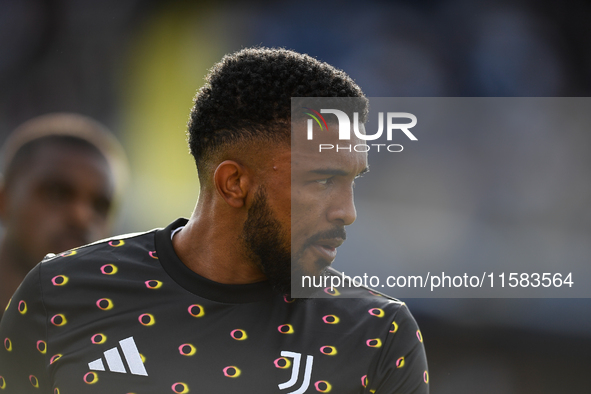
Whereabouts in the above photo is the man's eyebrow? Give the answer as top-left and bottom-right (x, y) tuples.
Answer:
(310, 168), (348, 176)
(309, 167), (370, 177)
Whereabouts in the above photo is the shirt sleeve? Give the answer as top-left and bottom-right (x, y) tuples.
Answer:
(0, 263), (52, 393)
(365, 302), (429, 394)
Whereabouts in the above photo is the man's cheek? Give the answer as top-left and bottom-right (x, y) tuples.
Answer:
(16, 210), (47, 238)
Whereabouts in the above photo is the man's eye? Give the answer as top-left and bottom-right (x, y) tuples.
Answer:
(43, 185), (71, 202)
(316, 178), (331, 185)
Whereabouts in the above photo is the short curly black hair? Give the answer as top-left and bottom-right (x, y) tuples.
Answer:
(187, 47), (367, 177)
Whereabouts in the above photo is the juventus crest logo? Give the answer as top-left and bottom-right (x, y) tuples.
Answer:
(278, 351), (314, 394)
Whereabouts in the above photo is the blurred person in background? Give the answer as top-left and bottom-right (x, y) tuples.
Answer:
(0, 113), (127, 316)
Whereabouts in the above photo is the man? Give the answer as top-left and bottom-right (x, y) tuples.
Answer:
(0, 113), (127, 315)
(0, 48), (428, 393)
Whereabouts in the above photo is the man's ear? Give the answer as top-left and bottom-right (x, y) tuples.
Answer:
(213, 160), (251, 208)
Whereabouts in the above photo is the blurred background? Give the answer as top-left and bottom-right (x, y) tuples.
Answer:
(0, 0), (590, 392)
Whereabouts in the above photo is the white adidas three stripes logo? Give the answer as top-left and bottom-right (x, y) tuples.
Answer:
(88, 336), (148, 376)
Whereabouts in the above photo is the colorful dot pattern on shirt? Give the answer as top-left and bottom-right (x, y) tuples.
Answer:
(315, 380), (332, 392)
(171, 382), (189, 393)
(178, 344), (196, 356)
(0, 221), (428, 393)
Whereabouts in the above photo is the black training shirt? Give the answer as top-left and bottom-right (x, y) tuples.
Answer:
(0, 218), (429, 393)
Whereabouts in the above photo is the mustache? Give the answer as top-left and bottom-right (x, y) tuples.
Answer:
(302, 227), (347, 249)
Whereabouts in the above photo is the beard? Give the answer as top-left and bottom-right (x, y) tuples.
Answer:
(242, 187), (346, 297)
(242, 187), (292, 295)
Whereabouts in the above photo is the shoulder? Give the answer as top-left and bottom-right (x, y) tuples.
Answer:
(41, 229), (158, 264)
(313, 270), (428, 392)
(299, 268), (422, 341)
(36, 229), (160, 287)
(316, 267), (408, 309)
(295, 268), (417, 334)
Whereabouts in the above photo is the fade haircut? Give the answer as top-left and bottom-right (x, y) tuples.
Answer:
(187, 47), (367, 181)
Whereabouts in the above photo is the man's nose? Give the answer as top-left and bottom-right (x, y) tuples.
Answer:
(68, 199), (96, 230)
(327, 187), (357, 226)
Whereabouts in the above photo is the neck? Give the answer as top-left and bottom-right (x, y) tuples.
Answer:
(172, 194), (266, 285)
(0, 237), (32, 312)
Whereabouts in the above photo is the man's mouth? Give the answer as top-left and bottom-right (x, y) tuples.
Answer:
(53, 232), (89, 253)
(311, 238), (345, 262)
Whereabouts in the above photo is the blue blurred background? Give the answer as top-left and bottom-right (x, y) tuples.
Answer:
(1, 0), (590, 392)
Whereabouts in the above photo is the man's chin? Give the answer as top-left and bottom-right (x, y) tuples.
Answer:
(292, 253), (333, 275)
(288, 262), (331, 299)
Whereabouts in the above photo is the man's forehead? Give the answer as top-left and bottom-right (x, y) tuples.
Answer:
(16, 141), (108, 172)
(291, 121), (368, 175)
(25, 145), (114, 189)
